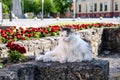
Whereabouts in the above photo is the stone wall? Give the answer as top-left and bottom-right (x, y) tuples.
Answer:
(0, 27), (120, 58)
(100, 28), (120, 54)
(0, 59), (109, 80)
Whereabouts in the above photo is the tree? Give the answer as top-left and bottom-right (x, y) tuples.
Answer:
(53, 0), (72, 17)
(24, 0), (41, 15)
(43, 0), (57, 17)
(2, 3), (9, 13)
(44, 0), (57, 13)
(2, 0), (12, 13)
(24, 0), (57, 17)
(32, 0), (41, 15)
(2, 0), (72, 18)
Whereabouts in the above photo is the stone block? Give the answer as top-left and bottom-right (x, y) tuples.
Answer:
(100, 28), (120, 54)
(0, 63), (36, 80)
(0, 59), (109, 80)
(34, 59), (109, 80)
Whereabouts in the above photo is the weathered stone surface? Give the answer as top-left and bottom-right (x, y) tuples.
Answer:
(0, 59), (109, 80)
(78, 28), (104, 57)
(100, 28), (120, 54)
(0, 44), (8, 57)
(35, 59), (109, 80)
(0, 63), (36, 80)
(0, 70), (18, 80)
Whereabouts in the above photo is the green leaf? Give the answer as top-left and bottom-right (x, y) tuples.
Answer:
(34, 32), (41, 38)
(46, 27), (51, 31)
(25, 37), (30, 41)
(0, 63), (3, 68)
(8, 50), (25, 63)
(51, 32), (57, 36)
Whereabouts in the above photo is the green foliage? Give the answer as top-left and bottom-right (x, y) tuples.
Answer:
(2, 3), (9, 13)
(1, 37), (9, 43)
(50, 31), (60, 36)
(25, 37), (30, 41)
(44, 0), (57, 14)
(24, 0), (57, 15)
(2, 0), (72, 17)
(41, 33), (48, 37)
(50, 32), (57, 36)
(2, 0), (12, 14)
(34, 32), (41, 38)
(24, 0), (41, 15)
(8, 50), (25, 63)
(46, 27), (51, 31)
(33, 0), (41, 15)
(2, 0), (12, 10)
(53, 0), (72, 17)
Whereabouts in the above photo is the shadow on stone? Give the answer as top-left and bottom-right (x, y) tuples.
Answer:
(99, 28), (120, 56)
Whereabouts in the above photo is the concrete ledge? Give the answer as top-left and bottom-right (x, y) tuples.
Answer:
(0, 59), (109, 80)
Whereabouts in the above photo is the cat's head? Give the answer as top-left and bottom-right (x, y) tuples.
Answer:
(60, 26), (76, 42)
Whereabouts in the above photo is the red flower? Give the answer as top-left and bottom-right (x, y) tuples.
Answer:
(19, 47), (26, 54)
(1, 33), (7, 37)
(21, 30), (25, 34)
(25, 34), (31, 37)
(50, 25), (60, 32)
(10, 26), (16, 30)
(9, 46), (15, 51)
(6, 41), (12, 47)
(19, 27), (24, 30)
(17, 35), (21, 39)
(8, 29), (13, 34)
(1, 30), (6, 34)
(6, 42), (26, 54)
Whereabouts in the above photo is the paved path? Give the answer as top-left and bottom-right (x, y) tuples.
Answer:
(0, 18), (120, 28)
(98, 54), (120, 79)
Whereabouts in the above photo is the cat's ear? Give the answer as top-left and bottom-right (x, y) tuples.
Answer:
(60, 26), (64, 31)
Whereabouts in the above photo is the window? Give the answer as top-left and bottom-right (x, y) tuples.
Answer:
(79, 5), (81, 12)
(94, 3), (97, 12)
(100, 3), (103, 11)
(90, 5), (93, 12)
(115, 2), (118, 11)
(104, 2), (107, 11)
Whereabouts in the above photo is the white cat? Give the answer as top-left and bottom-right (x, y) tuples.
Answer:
(35, 27), (93, 63)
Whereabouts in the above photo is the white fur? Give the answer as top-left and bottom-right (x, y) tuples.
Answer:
(35, 30), (93, 63)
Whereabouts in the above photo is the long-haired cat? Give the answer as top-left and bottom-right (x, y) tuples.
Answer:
(35, 27), (92, 63)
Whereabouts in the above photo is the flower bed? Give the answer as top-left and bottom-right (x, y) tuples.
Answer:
(0, 23), (118, 43)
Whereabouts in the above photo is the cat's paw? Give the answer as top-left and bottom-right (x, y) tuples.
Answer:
(43, 57), (52, 62)
(35, 55), (44, 61)
(59, 59), (66, 63)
